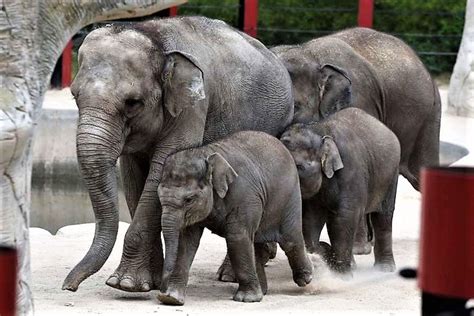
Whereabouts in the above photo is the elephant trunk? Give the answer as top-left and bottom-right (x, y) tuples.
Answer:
(62, 111), (124, 291)
(161, 209), (184, 292)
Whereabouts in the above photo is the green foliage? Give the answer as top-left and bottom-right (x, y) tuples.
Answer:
(180, 0), (466, 74)
(373, 0), (466, 74)
(257, 0), (358, 46)
(180, 0), (240, 26)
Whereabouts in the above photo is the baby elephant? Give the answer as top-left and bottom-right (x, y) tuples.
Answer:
(157, 131), (313, 305)
(280, 108), (400, 275)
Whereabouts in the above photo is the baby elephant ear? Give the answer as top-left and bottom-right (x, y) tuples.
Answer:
(321, 136), (344, 178)
(207, 153), (238, 199)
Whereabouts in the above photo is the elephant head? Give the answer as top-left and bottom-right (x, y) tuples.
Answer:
(279, 55), (352, 123)
(280, 124), (343, 198)
(157, 151), (237, 289)
(63, 25), (206, 291)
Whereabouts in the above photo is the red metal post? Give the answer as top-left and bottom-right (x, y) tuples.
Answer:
(240, 0), (259, 37)
(358, 0), (374, 28)
(61, 40), (73, 88)
(168, 6), (178, 17)
(419, 167), (474, 300)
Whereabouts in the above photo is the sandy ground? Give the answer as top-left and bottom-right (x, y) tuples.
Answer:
(31, 223), (419, 316)
(29, 85), (473, 315)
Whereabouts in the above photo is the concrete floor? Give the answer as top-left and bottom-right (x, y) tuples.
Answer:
(29, 85), (473, 315)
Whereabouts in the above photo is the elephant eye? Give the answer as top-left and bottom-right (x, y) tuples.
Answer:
(124, 98), (143, 109)
(184, 194), (197, 205)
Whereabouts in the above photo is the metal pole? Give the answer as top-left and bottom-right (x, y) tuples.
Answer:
(169, 6), (178, 16)
(239, 0), (258, 37)
(61, 40), (73, 88)
(358, 0), (374, 28)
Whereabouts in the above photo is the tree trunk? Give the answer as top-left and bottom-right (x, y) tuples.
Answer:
(0, 1), (185, 314)
(448, 0), (474, 117)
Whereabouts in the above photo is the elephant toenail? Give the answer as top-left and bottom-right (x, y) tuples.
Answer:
(106, 276), (119, 287)
(119, 278), (135, 290)
(142, 282), (151, 291)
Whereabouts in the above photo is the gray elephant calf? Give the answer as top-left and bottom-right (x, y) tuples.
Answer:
(157, 131), (313, 305)
(280, 108), (400, 274)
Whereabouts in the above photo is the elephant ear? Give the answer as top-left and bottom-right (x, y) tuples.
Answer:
(207, 153), (238, 199)
(320, 136), (344, 178)
(317, 63), (352, 119)
(162, 52), (206, 117)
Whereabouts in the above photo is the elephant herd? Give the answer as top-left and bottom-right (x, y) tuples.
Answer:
(62, 16), (440, 305)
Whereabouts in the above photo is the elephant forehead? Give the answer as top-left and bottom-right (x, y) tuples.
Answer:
(79, 29), (153, 70)
(164, 158), (207, 182)
(284, 130), (316, 149)
(160, 177), (201, 193)
(83, 27), (153, 49)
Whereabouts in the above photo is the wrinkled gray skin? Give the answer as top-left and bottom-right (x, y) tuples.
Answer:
(63, 17), (294, 292)
(157, 131), (313, 305)
(272, 27), (440, 254)
(280, 108), (400, 275)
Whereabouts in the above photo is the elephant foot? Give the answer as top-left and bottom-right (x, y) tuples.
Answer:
(293, 269), (313, 287)
(233, 286), (263, 303)
(106, 255), (162, 292)
(293, 258), (313, 287)
(374, 260), (396, 272)
(157, 287), (185, 306)
(106, 267), (158, 292)
(352, 242), (372, 255)
(107, 230), (163, 292)
(319, 242), (353, 276)
(216, 255), (237, 283)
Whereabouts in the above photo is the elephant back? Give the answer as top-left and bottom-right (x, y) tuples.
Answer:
(136, 17), (294, 140)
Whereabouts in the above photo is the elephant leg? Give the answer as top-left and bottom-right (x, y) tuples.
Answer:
(353, 215), (372, 255)
(217, 242), (277, 283)
(226, 225), (263, 302)
(107, 153), (167, 292)
(407, 118), (440, 191)
(158, 226), (204, 305)
(302, 200), (327, 254)
(372, 176), (398, 272)
(279, 191), (313, 287)
(216, 253), (236, 283)
(119, 154), (149, 219)
(106, 202), (163, 292)
(325, 207), (358, 275)
(396, 120), (421, 191)
(254, 243), (269, 295)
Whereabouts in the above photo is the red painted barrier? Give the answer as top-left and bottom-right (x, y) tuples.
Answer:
(0, 246), (17, 316)
(61, 40), (73, 88)
(358, 0), (374, 28)
(240, 0), (259, 37)
(169, 6), (178, 17)
(419, 167), (474, 299)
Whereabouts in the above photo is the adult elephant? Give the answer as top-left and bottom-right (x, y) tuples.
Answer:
(272, 27), (441, 191)
(62, 16), (293, 292)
